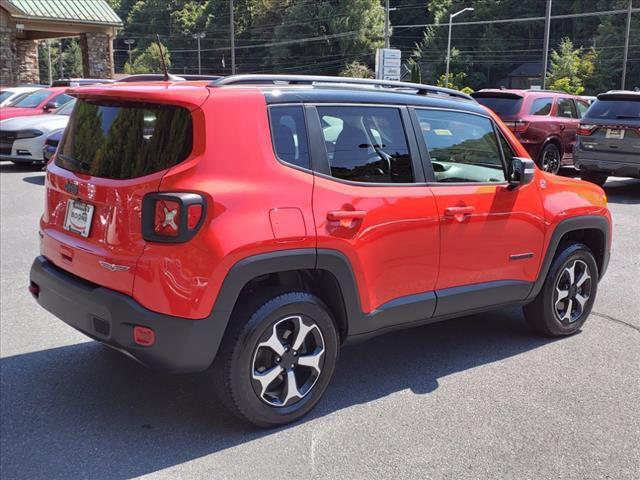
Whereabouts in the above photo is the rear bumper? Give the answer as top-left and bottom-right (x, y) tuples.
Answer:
(29, 256), (223, 373)
(575, 151), (640, 178)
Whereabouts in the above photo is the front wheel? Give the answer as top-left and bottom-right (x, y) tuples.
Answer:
(524, 243), (598, 337)
(211, 291), (339, 427)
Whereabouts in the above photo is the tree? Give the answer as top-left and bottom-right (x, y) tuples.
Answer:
(340, 61), (373, 78)
(547, 38), (595, 95)
(124, 42), (171, 74)
(410, 61), (422, 83)
(436, 71), (472, 92)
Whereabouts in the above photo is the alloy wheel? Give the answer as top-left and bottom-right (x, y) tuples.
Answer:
(251, 315), (325, 407)
(541, 148), (560, 174)
(553, 259), (592, 324)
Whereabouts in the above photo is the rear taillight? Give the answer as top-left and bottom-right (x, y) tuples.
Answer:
(504, 120), (529, 133)
(577, 124), (597, 136)
(142, 192), (206, 243)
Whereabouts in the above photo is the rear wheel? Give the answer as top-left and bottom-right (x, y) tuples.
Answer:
(538, 143), (561, 174)
(524, 243), (598, 337)
(211, 291), (339, 427)
(580, 171), (608, 187)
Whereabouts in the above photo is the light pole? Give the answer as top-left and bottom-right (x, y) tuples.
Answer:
(445, 7), (473, 88)
(622, 0), (632, 90)
(192, 32), (205, 75)
(230, 0), (236, 75)
(124, 39), (135, 69)
(541, 0), (552, 89)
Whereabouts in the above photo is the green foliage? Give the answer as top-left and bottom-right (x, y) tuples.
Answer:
(125, 42), (171, 74)
(547, 38), (595, 95)
(340, 61), (374, 79)
(436, 72), (472, 92)
(410, 62), (422, 84)
(37, 38), (83, 83)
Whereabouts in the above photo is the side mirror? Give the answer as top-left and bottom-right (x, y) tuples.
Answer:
(43, 102), (58, 112)
(509, 157), (535, 187)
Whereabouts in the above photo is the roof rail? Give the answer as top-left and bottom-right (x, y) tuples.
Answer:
(210, 74), (473, 101)
(524, 89), (567, 94)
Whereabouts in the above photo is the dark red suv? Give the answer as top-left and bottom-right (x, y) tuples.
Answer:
(472, 89), (590, 174)
(30, 75), (610, 427)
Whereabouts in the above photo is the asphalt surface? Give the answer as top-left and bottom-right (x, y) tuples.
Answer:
(1, 163), (638, 480)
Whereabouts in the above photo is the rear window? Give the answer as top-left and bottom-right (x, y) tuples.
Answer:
(56, 99), (193, 179)
(474, 96), (523, 116)
(586, 99), (640, 120)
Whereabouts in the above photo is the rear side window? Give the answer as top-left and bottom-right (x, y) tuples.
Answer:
(416, 109), (506, 183)
(586, 99), (640, 120)
(56, 99), (193, 179)
(317, 106), (413, 184)
(530, 97), (553, 115)
(474, 96), (523, 116)
(556, 98), (577, 118)
(269, 105), (310, 169)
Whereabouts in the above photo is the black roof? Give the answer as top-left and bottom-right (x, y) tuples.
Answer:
(261, 87), (487, 116)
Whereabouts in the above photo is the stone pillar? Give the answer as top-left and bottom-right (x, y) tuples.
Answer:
(0, 8), (18, 86)
(16, 39), (39, 84)
(80, 32), (114, 79)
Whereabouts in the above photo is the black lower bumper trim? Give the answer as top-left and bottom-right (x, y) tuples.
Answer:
(29, 256), (224, 373)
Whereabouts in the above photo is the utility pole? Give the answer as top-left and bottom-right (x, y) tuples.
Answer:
(47, 40), (53, 85)
(230, 0), (236, 75)
(446, 7), (474, 88)
(124, 39), (135, 69)
(622, 0), (632, 90)
(384, 0), (390, 48)
(58, 40), (63, 79)
(541, 0), (552, 89)
(193, 32), (205, 75)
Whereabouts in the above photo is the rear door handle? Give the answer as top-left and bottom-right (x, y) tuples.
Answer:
(444, 206), (475, 222)
(327, 210), (366, 221)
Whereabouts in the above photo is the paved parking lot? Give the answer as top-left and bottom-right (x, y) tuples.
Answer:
(1, 163), (638, 480)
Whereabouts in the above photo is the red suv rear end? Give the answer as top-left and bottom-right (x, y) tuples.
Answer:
(472, 89), (590, 174)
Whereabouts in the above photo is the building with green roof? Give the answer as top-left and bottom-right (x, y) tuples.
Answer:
(0, 0), (123, 86)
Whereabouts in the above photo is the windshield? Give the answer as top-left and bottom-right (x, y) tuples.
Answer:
(55, 99), (76, 116)
(56, 99), (193, 179)
(12, 90), (51, 108)
(474, 96), (523, 116)
(587, 99), (640, 120)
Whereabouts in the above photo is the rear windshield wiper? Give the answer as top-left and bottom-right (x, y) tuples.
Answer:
(57, 153), (90, 171)
(615, 115), (640, 119)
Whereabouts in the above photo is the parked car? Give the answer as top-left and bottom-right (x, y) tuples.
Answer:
(30, 75), (611, 427)
(51, 78), (114, 87)
(0, 99), (75, 164)
(574, 90), (640, 186)
(42, 130), (63, 163)
(0, 87), (73, 120)
(118, 74), (222, 82)
(0, 86), (43, 107)
(472, 89), (590, 174)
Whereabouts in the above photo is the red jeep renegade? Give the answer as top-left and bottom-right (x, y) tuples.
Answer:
(30, 75), (611, 427)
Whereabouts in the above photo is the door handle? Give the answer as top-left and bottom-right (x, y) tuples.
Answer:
(444, 206), (475, 222)
(327, 210), (366, 221)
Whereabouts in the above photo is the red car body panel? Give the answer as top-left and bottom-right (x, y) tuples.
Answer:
(37, 81), (610, 327)
(0, 87), (70, 119)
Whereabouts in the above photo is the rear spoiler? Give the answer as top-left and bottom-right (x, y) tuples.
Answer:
(471, 91), (523, 99)
(597, 91), (640, 101)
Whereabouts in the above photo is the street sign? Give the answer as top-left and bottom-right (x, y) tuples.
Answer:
(376, 48), (402, 81)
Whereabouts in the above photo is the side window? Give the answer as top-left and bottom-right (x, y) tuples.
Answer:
(269, 105), (310, 169)
(52, 94), (73, 108)
(575, 100), (589, 118)
(415, 109), (506, 183)
(317, 106), (413, 183)
(557, 98), (577, 118)
(530, 97), (553, 116)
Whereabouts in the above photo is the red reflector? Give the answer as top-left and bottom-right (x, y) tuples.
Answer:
(29, 282), (40, 297)
(187, 204), (202, 230)
(133, 326), (155, 346)
(154, 200), (180, 236)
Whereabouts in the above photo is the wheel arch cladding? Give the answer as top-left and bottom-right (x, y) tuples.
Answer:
(527, 215), (610, 300)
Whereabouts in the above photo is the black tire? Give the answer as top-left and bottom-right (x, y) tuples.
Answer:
(538, 143), (561, 174)
(211, 290), (339, 427)
(524, 243), (598, 337)
(580, 171), (608, 187)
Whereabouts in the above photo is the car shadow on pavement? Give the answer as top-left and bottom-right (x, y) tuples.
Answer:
(0, 307), (559, 479)
(603, 178), (640, 205)
(0, 162), (43, 173)
(21, 174), (45, 186)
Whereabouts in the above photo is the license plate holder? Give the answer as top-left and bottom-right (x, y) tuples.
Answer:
(63, 199), (94, 237)
(605, 128), (625, 140)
